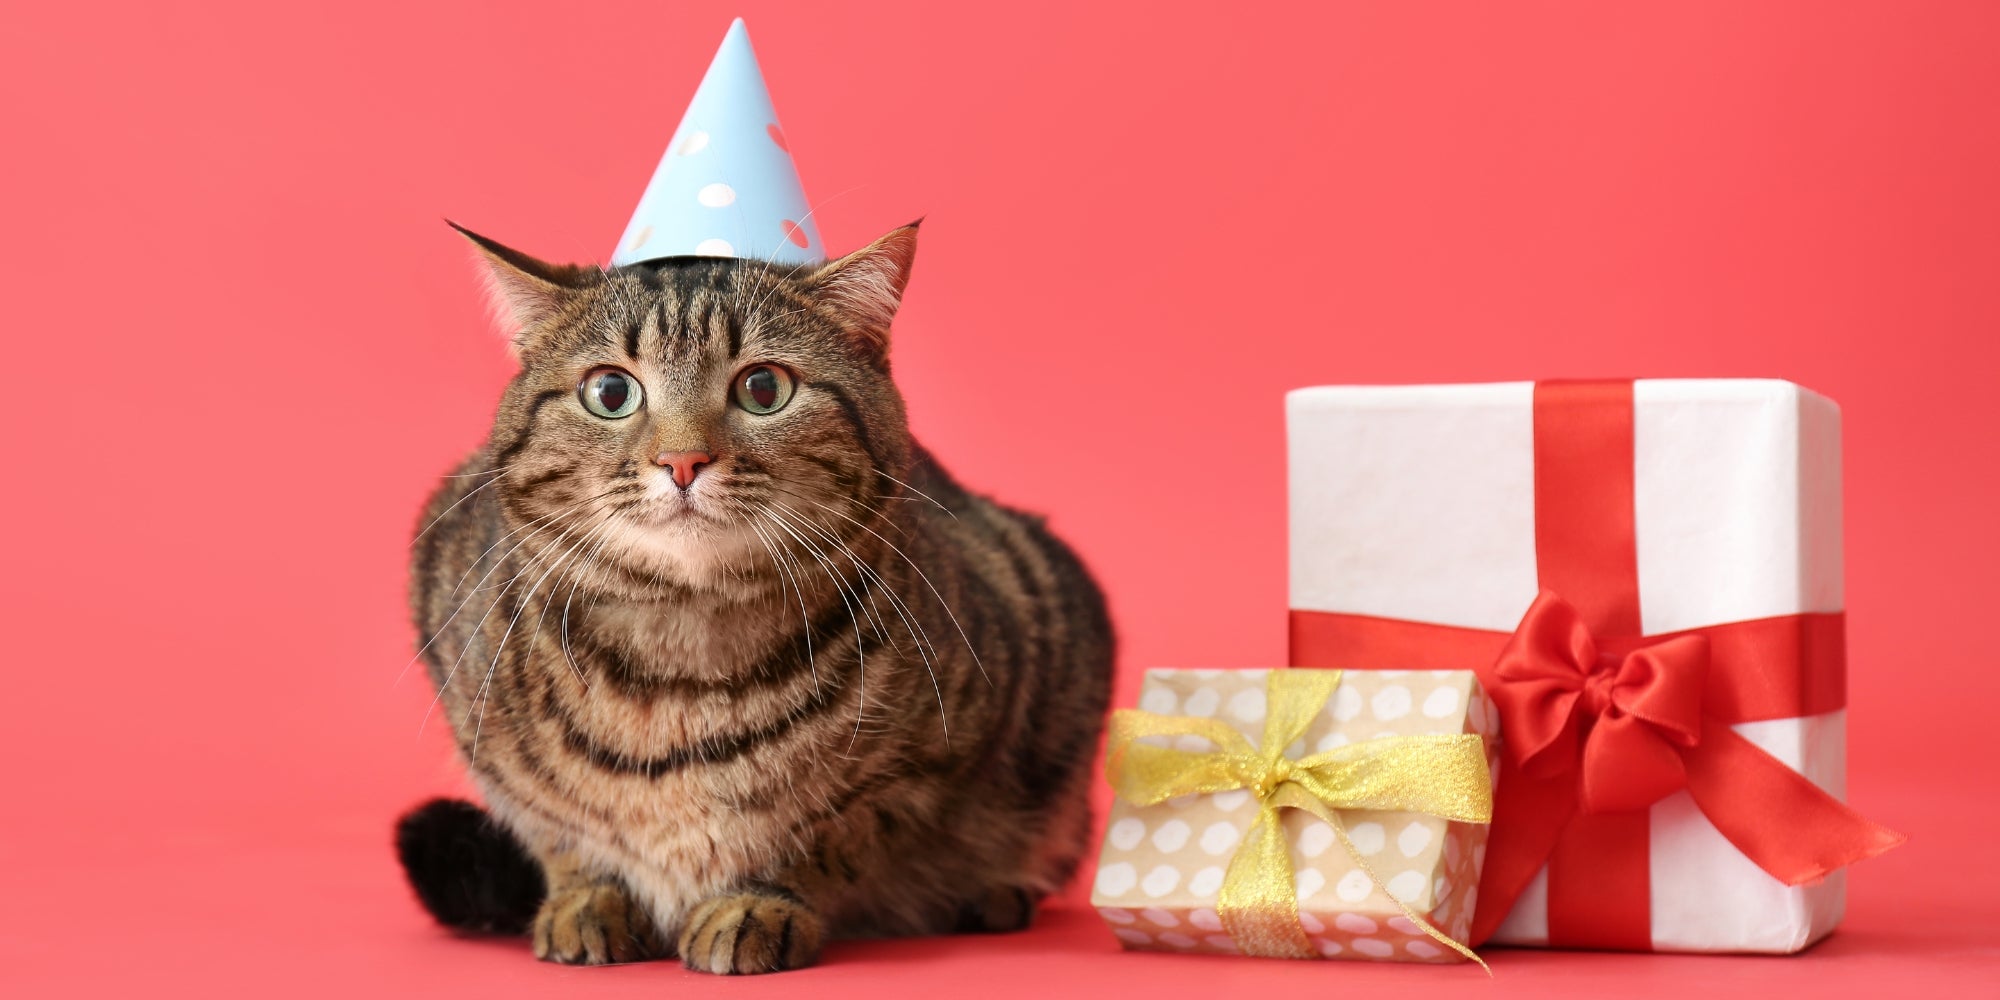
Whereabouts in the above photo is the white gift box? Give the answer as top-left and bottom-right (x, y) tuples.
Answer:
(1285, 379), (1848, 953)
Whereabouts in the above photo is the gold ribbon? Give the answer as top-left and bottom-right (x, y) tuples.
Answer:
(1105, 669), (1493, 968)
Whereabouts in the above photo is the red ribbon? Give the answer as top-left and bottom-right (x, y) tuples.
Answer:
(1289, 379), (1904, 951)
(1498, 592), (1708, 814)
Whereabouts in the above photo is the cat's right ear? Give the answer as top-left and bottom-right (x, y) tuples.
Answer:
(448, 222), (595, 355)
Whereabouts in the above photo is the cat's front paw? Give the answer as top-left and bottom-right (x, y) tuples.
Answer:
(531, 882), (659, 965)
(678, 893), (822, 975)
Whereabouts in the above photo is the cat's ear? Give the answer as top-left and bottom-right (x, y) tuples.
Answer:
(448, 222), (594, 355)
(807, 221), (920, 353)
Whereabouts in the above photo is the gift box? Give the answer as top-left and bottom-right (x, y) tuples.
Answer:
(1091, 668), (1497, 963)
(1286, 379), (1902, 953)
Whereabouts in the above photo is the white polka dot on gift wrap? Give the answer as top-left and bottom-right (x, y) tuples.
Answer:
(1096, 670), (1484, 960)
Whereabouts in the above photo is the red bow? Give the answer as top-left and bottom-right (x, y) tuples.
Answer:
(1494, 591), (1710, 813)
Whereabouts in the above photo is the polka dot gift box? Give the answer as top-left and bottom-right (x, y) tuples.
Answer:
(1091, 668), (1499, 964)
(1286, 381), (1902, 953)
(610, 18), (824, 267)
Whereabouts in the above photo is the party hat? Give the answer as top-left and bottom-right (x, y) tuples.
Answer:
(611, 19), (824, 267)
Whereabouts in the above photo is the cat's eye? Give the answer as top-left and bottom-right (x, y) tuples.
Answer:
(579, 367), (643, 419)
(733, 364), (795, 415)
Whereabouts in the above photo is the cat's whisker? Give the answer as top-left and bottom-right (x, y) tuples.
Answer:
(736, 175), (860, 324)
(446, 508), (596, 697)
(764, 480), (910, 538)
(449, 488), (624, 599)
(439, 464), (514, 479)
(470, 509), (620, 748)
(763, 502), (952, 746)
(597, 263), (637, 314)
(742, 202), (813, 319)
(541, 517), (620, 687)
(756, 491), (896, 644)
(420, 493), (620, 730)
(733, 258), (782, 336)
(465, 490), (635, 594)
(558, 526), (622, 686)
(760, 479), (906, 542)
(778, 494), (988, 688)
(755, 506), (871, 746)
(755, 499), (895, 649)
(749, 182), (863, 320)
(399, 488), (625, 689)
(874, 469), (957, 519)
(767, 499), (924, 655)
(729, 502), (819, 694)
(466, 512), (614, 763)
(585, 247), (646, 319)
(748, 502), (883, 744)
(751, 501), (869, 665)
(411, 468), (510, 547)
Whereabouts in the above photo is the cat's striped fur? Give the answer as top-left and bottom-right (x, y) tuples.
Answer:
(401, 224), (1113, 974)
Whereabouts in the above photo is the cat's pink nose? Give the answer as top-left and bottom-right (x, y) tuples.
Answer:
(653, 450), (713, 489)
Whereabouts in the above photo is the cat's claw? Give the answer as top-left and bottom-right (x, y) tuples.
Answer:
(678, 893), (822, 975)
(530, 882), (659, 965)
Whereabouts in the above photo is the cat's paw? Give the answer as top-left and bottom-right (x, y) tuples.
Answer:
(530, 882), (659, 965)
(677, 893), (822, 975)
(954, 885), (1040, 934)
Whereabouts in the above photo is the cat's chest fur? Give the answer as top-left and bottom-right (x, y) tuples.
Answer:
(478, 585), (883, 919)
(485, 750), (803, 927)
(584, 596), (792, 687)
(534, 589), (841, 768)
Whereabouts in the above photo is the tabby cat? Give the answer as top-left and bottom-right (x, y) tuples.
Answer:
(396, 222), (1114, 974)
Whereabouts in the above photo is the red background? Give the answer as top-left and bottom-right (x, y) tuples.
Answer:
(4, 0), (1996, 994)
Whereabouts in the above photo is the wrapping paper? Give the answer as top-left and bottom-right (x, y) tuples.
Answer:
(1285, 379), (1863, 953)
(1091, 668), (1498, 962)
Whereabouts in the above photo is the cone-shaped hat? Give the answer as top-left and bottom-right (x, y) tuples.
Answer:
(611, 19), (823, 267)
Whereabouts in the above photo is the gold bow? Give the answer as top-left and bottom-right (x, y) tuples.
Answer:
(1105, 669), (1493, 967)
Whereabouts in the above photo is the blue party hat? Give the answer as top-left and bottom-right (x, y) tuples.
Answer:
(611, 19), (824, 267)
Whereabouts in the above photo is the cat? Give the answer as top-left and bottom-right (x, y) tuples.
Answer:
(395, 221), (1114, 975)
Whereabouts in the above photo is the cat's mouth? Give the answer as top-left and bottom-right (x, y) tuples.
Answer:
(629, 501), (720, 527)
(625, 486), (730, 528)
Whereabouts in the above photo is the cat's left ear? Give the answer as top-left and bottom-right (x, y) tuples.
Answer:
(448, 221), (596, 356)
(808, 221), (920, 354)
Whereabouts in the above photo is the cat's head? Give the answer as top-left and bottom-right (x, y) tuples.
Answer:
(458, 223), (920, 589)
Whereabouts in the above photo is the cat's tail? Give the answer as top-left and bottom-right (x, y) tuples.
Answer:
(394, 798), (545, 934)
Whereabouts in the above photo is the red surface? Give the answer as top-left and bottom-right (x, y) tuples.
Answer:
(4, 1), (1998, 994)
